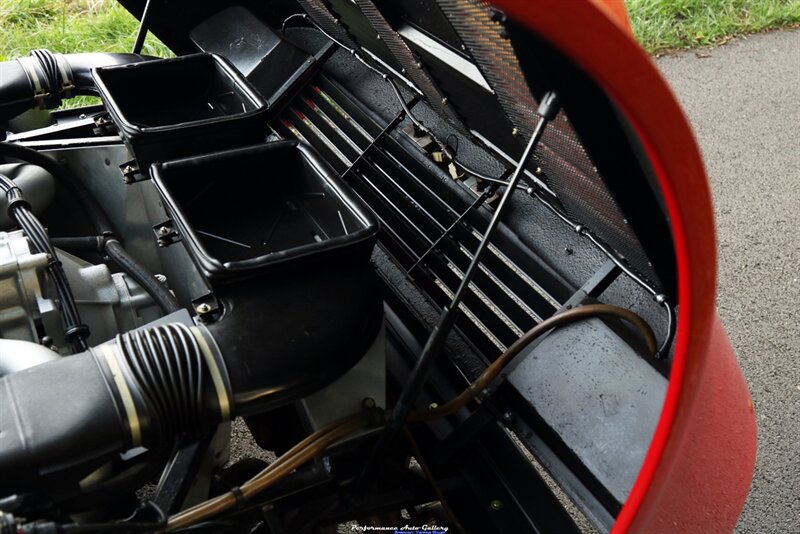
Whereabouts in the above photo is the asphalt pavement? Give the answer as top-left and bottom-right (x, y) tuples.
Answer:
(656, 29), (800, 533)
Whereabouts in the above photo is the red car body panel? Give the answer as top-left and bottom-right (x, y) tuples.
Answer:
(491, 1), (757, 531)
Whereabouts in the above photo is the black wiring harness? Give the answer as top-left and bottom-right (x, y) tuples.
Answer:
(0, 173), (89, 351)
(0, 142), (181, 315)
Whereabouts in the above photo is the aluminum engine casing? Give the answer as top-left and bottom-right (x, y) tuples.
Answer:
(0, 230), (159, 351)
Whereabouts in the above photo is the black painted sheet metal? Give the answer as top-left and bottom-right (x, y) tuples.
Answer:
(507, 317), (666, 503)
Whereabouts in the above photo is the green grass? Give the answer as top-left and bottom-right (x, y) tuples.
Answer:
(0, 0), (172, 106)
(0, 0), (798, 89)
(626, 0), (800, 53)
(0, 0), (171, 60)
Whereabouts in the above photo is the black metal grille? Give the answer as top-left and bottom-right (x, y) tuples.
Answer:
(436, 0), (661, 288)
(273, 77), (572, 359)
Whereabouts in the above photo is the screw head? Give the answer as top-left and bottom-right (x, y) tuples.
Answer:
(157, 226), (170, 236)
(490, 499), (503, 510)
(195, 303), (212, 314)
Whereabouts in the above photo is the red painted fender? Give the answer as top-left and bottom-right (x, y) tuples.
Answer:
(489, 1), (757, 532)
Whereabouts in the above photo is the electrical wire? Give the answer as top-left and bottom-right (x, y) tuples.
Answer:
(283, 11), (516, 196)
(281, 13), (310, 33)
(0, 173), (89, 351)
(0, 143), (182, 315)
(0, 142), (114, 236)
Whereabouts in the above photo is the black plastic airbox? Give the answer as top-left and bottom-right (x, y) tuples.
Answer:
(190, 6), (315, 110)
(152, 141), (382, 414)
(93, 53), (269, 171)
(151, 140), (379, 283)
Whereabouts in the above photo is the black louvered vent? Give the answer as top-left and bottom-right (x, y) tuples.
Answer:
(274, 77), (572, 359)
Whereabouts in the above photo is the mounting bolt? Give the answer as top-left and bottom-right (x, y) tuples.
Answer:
(415, 62), (423, 69)
(490, 499), (503, 510)
(502, 412), (513, 423)
(428, 402), (439, 410)
(157, 226), (170, 236)
(195, 303), (212, 315)
(362, 397), (376, 409)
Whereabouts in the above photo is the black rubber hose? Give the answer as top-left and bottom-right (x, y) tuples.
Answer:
(105, 239), (180, 314)
(0, 143), (182, 314)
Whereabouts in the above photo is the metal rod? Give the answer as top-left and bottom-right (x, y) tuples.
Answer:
(357, 93), (560, 490)
(132, 0), (156, 55)
(409, 188), (493, 274)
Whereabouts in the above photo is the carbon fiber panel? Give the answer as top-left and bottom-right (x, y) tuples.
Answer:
(295, 0), (361, 50)
(437, 0), (660, 287)
(352, 0), (470, 135)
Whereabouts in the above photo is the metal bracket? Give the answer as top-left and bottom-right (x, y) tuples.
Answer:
(191, 293), (221, 322)
(152, 220), (180, 247)
(93, 114), (117, 136)
(119, 160), (142, 184)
